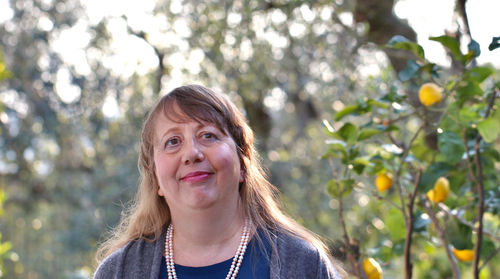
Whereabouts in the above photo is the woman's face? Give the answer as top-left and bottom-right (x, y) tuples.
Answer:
(152, 107), (243, 214)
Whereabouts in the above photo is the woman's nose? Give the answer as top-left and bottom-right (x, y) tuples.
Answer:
(182, 139), (204, 165)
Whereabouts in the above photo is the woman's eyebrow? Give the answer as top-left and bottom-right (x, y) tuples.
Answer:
(157, 126), (181, 142)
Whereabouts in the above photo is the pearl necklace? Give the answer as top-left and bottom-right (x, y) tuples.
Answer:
(165, 218), (251, 279)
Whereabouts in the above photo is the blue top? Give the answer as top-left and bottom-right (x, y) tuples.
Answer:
(158, 234), (271, 279)
(94, 228), (341, 279)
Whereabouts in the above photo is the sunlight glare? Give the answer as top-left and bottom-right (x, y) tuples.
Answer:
(102, 94), (120, 118)
(0, 0), (13, 23)
(55, 68), (81, 103)
(52, 20), (92, 76)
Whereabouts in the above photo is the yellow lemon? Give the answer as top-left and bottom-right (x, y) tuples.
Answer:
(452, 248), (474, 262)
(427, 177), (450, 203)
(375, 173), (392, 192)
(419, 83), (443, 106)
(426, 189), (436, 201)
(363, 258), (383, 279)
(433, 177), (450, 202)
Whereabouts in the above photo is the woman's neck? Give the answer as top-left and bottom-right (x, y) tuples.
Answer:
(168, 198), (248, 266)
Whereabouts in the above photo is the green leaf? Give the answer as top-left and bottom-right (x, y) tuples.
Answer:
(383, 125), (399, 132)
(353, 157), (371, 166)
(465, 66), (494, 83)
(387, 35), (425, 61)
(337, 122), (357, 143)
(386, 208), (406, 241)
(419, 162), (453, 191)
(339, 179), (355, 196)
(458, 106), (479, 124)
(334, 105), (359, 121)
(457, 80), (483, 106)
(327, 179), (340, 198)
(376, 245), (393, 262)
(488, 36), (500, 51)
(358, 128), (383, 141)
(478, 117), (500, 143)
(411, 138), (434, 162)
(480, 239), (496, 258)
(352, 157), (372, 174)
(381, 89), (406, 103)
(327, 179), (354, 198)
(0, 241), (11, 255)
(0, 49), (12, 80)
(462, 51), (475, 64)
(430, 35), (462, 62)
(366, 99), (389, 109)
(448, 221), (473, 249)
(326, 139), (348, 150)
(419, 63), (440, 78)
(323, 139), (348, 160)
(467, 39), (481, 58)
(438, 131), (465, 164)
(483, 145), (500, 162)
(398, 59), (420, 81)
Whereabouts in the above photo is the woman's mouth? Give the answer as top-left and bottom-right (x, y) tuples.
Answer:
(180, 171), (213, 182)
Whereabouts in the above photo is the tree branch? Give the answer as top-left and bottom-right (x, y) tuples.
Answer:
(328, 159), (360, 277)
(394, 124), (425, 225)
(423, 200), (461, 279)
(472, 88), (497, 278)
(436, 203), (500, 242)
(479, 247), (500, 271)
(472, 131), (485, 279)
(404, 169), (421, 279)
(123, 16), (165, 94)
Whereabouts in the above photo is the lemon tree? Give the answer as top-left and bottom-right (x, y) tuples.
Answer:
(323, 35), (500, 278)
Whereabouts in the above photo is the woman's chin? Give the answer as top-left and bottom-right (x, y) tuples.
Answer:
(186, 190), (218, 209)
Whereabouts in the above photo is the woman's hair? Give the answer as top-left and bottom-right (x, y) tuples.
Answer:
(96, 84), (344, 276)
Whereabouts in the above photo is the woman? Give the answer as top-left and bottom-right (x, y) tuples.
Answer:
(94, 85), (345, 278)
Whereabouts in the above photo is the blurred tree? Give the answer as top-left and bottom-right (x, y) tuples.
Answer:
(0, 47), (13, 278)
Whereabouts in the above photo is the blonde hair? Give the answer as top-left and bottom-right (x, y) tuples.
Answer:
(95, 85), (345, 276)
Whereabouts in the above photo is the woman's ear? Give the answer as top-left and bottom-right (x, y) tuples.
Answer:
(239, 169), (245, 183)
(158, 186), (165, 196)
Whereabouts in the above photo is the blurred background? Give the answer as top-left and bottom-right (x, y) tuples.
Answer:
(0, 0), (498, 278)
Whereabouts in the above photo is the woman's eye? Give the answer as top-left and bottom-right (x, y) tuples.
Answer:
(201, 132), (217, 140)
(164, 137), (180, 149)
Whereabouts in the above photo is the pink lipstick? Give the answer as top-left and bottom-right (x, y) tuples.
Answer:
(181, 171), (213, 182)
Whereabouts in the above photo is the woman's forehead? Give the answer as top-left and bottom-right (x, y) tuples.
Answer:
(158, 100), (222, 123)
(152, 106), (227, 135)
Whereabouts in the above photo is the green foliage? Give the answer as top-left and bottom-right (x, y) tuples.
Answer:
(437, 131), (465, 164)
(324, 35), (500, 278)
(387, 35), (425, 61)
(0, 190), (11, 277)
(488, 36), (500, 51)
(0, 49), (12, 278)
(477, 109), (500, 143)
(430, 35), (462, 62)
(0, 50), (12, 80)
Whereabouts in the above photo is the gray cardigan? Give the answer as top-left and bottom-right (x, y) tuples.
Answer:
(94, 229), (341, 279)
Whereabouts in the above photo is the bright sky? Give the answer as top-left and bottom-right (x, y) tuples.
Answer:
(395, 0), (500, 67)
(0, 0), (498, 114)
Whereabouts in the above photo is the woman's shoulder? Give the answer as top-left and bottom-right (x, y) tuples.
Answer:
(274, 231), (342, 279)
(275, 231), (320, 258)
(93, 234), (164, 279)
